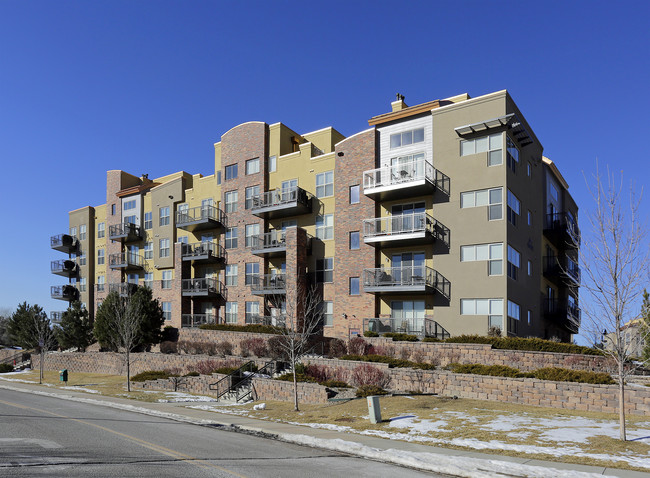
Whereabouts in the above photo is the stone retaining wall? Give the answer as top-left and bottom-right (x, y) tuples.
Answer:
(0, 349), (25, 363)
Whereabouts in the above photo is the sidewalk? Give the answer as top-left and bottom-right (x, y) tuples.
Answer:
(0, 379), (646, 478)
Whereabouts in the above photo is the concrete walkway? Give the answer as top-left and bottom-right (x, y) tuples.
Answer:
(0, 379), (646, 478)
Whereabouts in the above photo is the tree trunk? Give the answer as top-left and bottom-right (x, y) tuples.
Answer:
(619, 360), (626, 441)
(126, 350), (131, 392)
(39, 350), (44, 384)
(292, 349), (299, 412)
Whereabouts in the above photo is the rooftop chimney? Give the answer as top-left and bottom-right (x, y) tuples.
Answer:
(391, 93), (407, 112)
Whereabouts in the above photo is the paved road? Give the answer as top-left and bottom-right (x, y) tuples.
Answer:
(0, 388), (440, 477)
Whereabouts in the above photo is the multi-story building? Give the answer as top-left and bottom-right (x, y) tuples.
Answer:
(50, 90), (580, 341)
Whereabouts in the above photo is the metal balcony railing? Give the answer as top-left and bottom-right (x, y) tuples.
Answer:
(544, 212), (580, 249)
(181, 314), (219, 328)
(250, 187), (312, 218)
(109, 252), (144, 269)
(50, 234), (78, 253)
(50, 311), (65, 324)
(362, 213), (450, 247)
(249, 273), (286, 294)
(108, 222), (143, 242)
(50, 259), (78, 277)
(176, 205), (227, 231)
(362, 266), (450, 297)
(108, 282), (139, 296)
(250, 230), (286, 250)
(542, 297), (581, 334)
(181, 242), (226, 262)
(181, 278), (226, 298)
(51, 285), (79, 301)
(247, 314), (286, 327)
(362, 158), (451, 197)
(543, 255), (581, 285)
(364, 317), (450, 339)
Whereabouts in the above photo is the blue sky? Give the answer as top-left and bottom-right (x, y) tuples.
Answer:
(1, 1), (648, 342)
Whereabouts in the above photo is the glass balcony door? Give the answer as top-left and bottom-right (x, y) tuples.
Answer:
(392, 252), (425, 285)
(391, 202), (425, 233)
(391, 300), (425, 333)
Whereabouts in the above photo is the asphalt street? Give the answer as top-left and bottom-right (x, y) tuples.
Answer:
(0, 388), (440, 477)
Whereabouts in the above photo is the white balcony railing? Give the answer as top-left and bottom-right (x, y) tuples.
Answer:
(363, 158), (434, 190)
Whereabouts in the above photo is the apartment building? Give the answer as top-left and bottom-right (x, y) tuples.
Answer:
(50, 90), (581, 341)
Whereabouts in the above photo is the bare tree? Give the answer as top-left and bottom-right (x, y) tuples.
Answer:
(34, 312), (57, 385)
(579, 163), (649, 441)
(104, 295), (144, 392)
(268, 283), (324, 411)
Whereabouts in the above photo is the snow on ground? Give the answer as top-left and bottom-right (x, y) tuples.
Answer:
(157, 391), (217, 403)
(60, 386), (100, 394)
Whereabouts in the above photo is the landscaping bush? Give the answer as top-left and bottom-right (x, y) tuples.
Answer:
(451, 363), (525, 378)
(364, 331), (379, 337)
(321, 379), (350, 388)
(327, 338), (347, 358)
(215, 341), (233, 357)
(383, 332), (419, 342)
(161, 325), (178, 342)
(199, 323), (283, 334)
(444, 335), (604, 356)
(159, 341), (178, 354)
(373, 344), (396, 357)
(276, 372), (317, 383)
(351, 364), (391, 388)
(422, 337), (442, 343)
(341, 354), (436, 370)
(184, 371), (200, 377)
(267, 336), (288, 360)
(240, 338), (268, 357)
(131, 370), (177, 382)
(531, 367), (615, 385)
(355, 385), (388, 397)
(0, 363), (14, 373)
(348, 337), (373, 356)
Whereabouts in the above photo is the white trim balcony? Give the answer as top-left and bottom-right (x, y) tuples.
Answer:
(362, 213), (450, 247)
(176, 205), (227, 232)
(251, 187), (312, 219)
(362, 158), (450, 200)
(362, 266), (450, 297)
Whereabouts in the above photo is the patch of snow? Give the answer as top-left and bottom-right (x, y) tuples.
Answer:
(388, 416), (450, 433)
(60, 386), (100, 394)
(157, 392), (217, 403)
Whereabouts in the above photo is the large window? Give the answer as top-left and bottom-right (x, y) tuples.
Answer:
(245, 223), (260, 247)
(349, 277), (360, 295)
(316, 171), (334, 198)
(246, 158), (260, 175)
(507, 137), (519, 173)
(226, 264), (238, 286)
(144, 273), (153, 289)
(225, 302), (238, 323)
(79, 278), (86, 292)
(97, 275), (105, 292)
(322, 301), (333, 327)
(78, 253), (86, 266)
(460, 243), (503, 275)
(460, 187), (503, 220)
(124, 199), (136, 211)
(461, 298), (503, 329)
(349, 185), (360, 204)
(79, 225), (87, 241)
(245, 301), (259, 324)
(507, 190), (521, 226)
(507, 245), (520, 280)
(460, 133), (502, 166)
(349, 231), (360, 250)
(162, 302), (172, 321)
(225, 191), (238, 213)
(507, 300), (521, 320)
(159, 206), (170, 226)
(390, 128), (424, 148)
(144, 242), (153, 259)
(97, 248), (105, 265)
(97, 222), (105, 238)
(144, 212), (152, 230)
(159, 238), (170, 258)
(245, 185), (260, 209)
(162, 270), (172, 289)
(268, 155), (276, 173)
(316, 258), (333, 283)
(316, 214), (333, 240)
(225, 164), (238, 180)
(225, 227), (238, 249)
(245, 263), (259, 285)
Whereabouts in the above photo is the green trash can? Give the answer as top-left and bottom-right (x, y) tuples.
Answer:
(59, 369), (68, 384)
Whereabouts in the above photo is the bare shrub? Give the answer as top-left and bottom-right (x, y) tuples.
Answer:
(187, 359), (243, 375)
(441, 351), (461, 367)
(410, 348), (425, 364)
(487, 326), (502, 337)
(428, 352), (441, 367)
(328, 339), (347, 358)
(398, 347), (411, 360)
(160, 341), (178, 354)
(198, 342), (217, 356)
(215, 341), (233, 357)
(241, 338), (268, 358)
(348, 337), (372, 356)
(373, 345), (396, 357)
(305, 364), (329, 382)
(351, 364), (391, 389)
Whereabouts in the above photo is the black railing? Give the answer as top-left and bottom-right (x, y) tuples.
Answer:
(364, 317), (449, 338)
(176, 205), (227, 228)
(108, 222), (143, 241)
(251, 187), (311, 210)
(181, 278), (227, 298)
(544, 212), (580, 248)
(109, 252), (144, 269)
(181, 314), (219, 328)
(208, 360), (279, 402)
(50, 234), (78, 252)
(181, 242), (226, 262)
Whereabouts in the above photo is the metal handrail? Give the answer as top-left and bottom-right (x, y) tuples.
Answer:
(250, 273), (286, 290)
(362, 266), (450, 297)
(208, 361), (257, 401)
(176, 205), (227, 227)
(50, 259), (78, 273)
(181, 314), (219, 328)
(544, 212), (581, 245)
(364, 317), (450, 339)
(249, 231), (287, 250)
(181, 241), (226, 260)
(181, 278), (226, 296)
(247, 314), (286, 327)
(108, 222), (143, 240)
(50, 233), (78, 250)
(251, 186), (310, 209)
(236, 360), (277, 402)
(108, 252), (144, 268)
(362, 158), (434, 189)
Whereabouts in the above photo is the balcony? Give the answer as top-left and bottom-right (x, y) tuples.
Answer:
(181, 313), (219, 328)
(108, 252), (144, 270)
(50, 234), (78, 254)
(543, 297), (581, 334)
(109, 222), (143, 242)
(543, 256), (581, 286)
(247, 314), (286, 327)
(51, 285), (79, 301)
(362, 266), (450, 296)
(362, 213), (450, 247)
(176, 205), (227, 232)
(544, 212), (580, 250)
(50, 259), (78, 278)
(364, 317), (450, 339)
(362, 158), (450, 201)
(251, 187), (312, 219)
(250, 231), (287, 257)
(50, 311), (65, 324)
(108, 282), (139, 297)
(181, 242), (226, 264)
(181, 278), (226, 300)
(250, 273), (286, 295)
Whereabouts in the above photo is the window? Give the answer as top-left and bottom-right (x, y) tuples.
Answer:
(226, 264), (238, 286)
(527, 210), (532, 226)
(527, 162), (532, 177)
(70, 226), (77, 238)
(97, 275), (105, 292)
(78, 253), (86, 266)
(144, 273), (153, 289)
(390, 128), (424, 148)
(78, 225), (86, 241)
(245, 263), (259, 285)
(507, 245), (520, 280)
(460, 133), (502, 166)
(316, 214), (333, 240)
(144, 242), (153, 259)
(159, 238), (170, 258)
(322, 301), (333, 327)
(507, 190), (520, 226)
(245, 301), (259, 324)
(460, 187), (503, 220)
(506, 137), (519, 173)
(159, 206), (170, 226)
(550, 183), (559, 202)
(245, 223), (260, 247)
(97, 248), (105, 265)
(460, 243), (503, 275)
(316, 258), (333, 283)
(162, 270), (172, 289)
(216, 171), (221, 185)
(316, 171), (334, 198)
(79, 278), (86, 292)
(349, 185), (360, 204)
(124, 199), (136, 210)
(225, 227), (238, 249)
(461, 298), (503, 328)
(528, 260), (532, 276)
(245, 158), (260, 175)
(162, 302), (172, 321)
(507, 300), (521, 320)
(349, 231), (360, 250)
(144, 212), (152, 229)
(225, 302), (238, 323)
(178, 235), (188, 244)
(225, 164), (238, 180)
(124, 215), (136, 224)
(281, 219), (297, 229)
(245, 185), (260, 209)
(111, 204), (116, 215)
(127, 273), (139, 285)
(225, 191), (238, 213)
(268, 155), (277, 172)
(97, 222), (105, 238)
(349, 277), (360, 295)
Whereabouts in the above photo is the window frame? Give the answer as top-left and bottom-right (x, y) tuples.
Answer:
(349, 276), (360, 295)
(159, 238), (170, 258)
(159, 206), (170, 226)
(245, 157), (260, 175)
(315, 171), (334, 198)
(315, 214), (334, 240)
(225, 227), (238, 249)
(225, 164), (238, 181)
